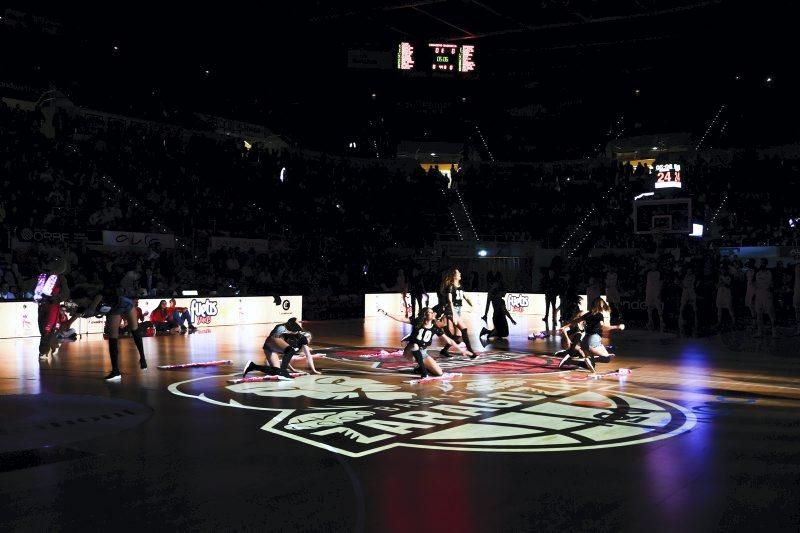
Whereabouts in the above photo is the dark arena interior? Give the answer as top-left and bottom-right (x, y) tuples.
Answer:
(2, 2), (800, 532)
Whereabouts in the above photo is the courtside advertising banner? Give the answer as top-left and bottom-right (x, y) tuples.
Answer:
(364, 293), (605, 332)
(365, 293), (562, 318)
(0, 296), (303, 338)
(364, 292), (490, 318)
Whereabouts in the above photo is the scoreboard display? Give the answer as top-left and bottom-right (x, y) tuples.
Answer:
(654, 163), (682, 189)
(397, 42), (476, 74)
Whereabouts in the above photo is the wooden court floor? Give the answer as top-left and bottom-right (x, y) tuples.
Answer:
(1, 317), (799, 532)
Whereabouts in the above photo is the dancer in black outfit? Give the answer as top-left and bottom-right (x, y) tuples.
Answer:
(70, 286), (147, 381)
(558, 297), (625, 373)
(404, 265), (428, 319)
(558, 274), (582, 328)
(542, 269), (561, 335)
(480, 281), (517, 339)
(554, 322), (590, 370)
(437, 267), (477, 358)
(243, 318), (318, 380)
(380, 307), (471, 377)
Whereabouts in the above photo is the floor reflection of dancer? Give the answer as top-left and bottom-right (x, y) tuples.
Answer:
(754, 259), (777, 337)
(559, 298), (625, 372)
(679, 269), (699, 335)
(480, 281), (517, 340)
(605, 268), (623, 325)
(380, 307), (471, 377)
(715, 269), (734, 328)
(70, 287), (147, 381)
(542, 269), (560, 334)
(438, 267), (477, 358)
(244, 318), (319, 380)
(34, 257), (69, 358)
(645, 265), (664, 332)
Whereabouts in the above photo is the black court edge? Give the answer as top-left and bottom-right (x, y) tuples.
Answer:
(0, 447), (94, 473)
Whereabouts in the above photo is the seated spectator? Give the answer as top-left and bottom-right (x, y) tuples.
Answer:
(148, 300), (180, 334)
(167, 298), (197, 333)
(0, 282), (15, 300)
(55, 306), (80, 341)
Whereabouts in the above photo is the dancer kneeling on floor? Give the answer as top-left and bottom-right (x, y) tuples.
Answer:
(380, 307), (472, 378)
(555, 321), (591, 370)
(243, 317), (320, 380)
(558, 297), (624, 372)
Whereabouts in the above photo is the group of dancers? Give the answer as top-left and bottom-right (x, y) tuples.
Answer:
(379, 266), (624, 377)
(381, 267), (477, 378)
(34, 256), (623, 381)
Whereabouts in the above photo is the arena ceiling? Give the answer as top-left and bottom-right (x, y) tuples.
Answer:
(3, 2), (795, 155)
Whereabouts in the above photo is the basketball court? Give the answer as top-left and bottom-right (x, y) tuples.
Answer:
(2, 318), (799, 531)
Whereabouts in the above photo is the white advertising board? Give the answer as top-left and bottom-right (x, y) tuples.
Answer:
(0, 296), (303, 339)
(364, 292), (487, 319)
(364, 292), (605, 332)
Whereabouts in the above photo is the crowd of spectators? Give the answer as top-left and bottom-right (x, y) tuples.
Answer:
(1, 96), (799, 326)
(457, 151), (800, 250)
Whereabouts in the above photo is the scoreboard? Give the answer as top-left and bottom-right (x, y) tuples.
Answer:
(654, 163), (682, 189)
(397, 42), (477, 74)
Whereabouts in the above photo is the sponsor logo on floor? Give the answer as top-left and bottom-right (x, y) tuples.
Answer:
(169, 370), (696, 457)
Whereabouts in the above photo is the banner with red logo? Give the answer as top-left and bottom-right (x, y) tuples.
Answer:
(0, 296), (302, 339)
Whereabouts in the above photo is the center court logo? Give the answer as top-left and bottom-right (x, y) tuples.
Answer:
(169, 374), (696, 457)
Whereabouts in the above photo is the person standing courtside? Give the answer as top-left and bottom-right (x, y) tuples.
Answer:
(754, 258), (778, 337)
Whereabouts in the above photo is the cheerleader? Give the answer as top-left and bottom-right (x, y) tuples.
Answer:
(555, 316), (589, 370)
(679, 269), (699, 335)
(69, 286), (148, 381)
(33, 257), (70, 358)
(542, 269), (560, 334)
(437, 267), (477, 358)
(715, 268), (734, 327)
(558, 273), (582, 328)
(559, 297), (625, 372)
(381, 307), (472, 377)
(480, 282), (517, 340)
(404, 265), (428, 319)
(243, 318), (319, 380)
